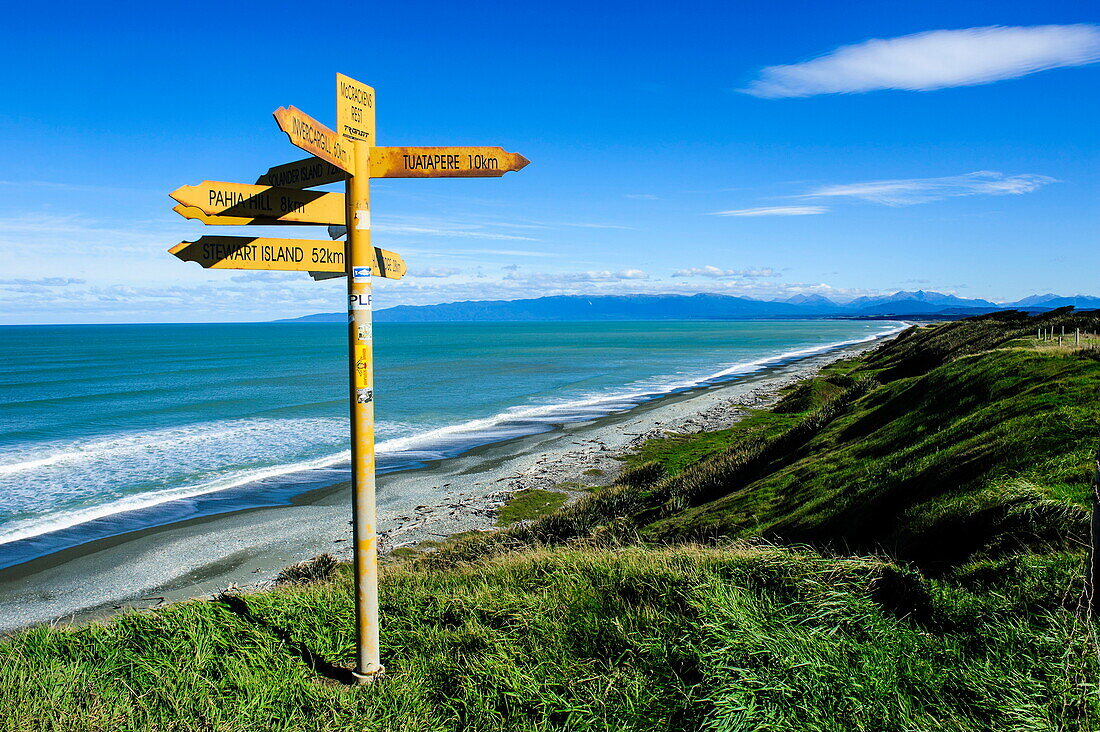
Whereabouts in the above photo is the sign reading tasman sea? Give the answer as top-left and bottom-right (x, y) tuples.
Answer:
(167, 73), (529, 684)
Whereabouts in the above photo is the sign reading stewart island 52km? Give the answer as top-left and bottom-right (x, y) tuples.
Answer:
(169, 236), (406, 279)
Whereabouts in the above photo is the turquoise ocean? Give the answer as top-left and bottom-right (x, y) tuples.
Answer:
(0, 319), (902, 568)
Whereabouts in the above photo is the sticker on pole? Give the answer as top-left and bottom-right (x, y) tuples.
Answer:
(349, 293), (372, 311)
(352, 266), (372, 282)
(356, 388), (373, 404)
(354, 345), (370, 387)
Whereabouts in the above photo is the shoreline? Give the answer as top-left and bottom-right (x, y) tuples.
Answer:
(0, 331), (899, 634)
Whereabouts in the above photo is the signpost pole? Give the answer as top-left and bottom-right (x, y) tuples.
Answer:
(169, 74), (526, 682)
(345, 138), (383, 683)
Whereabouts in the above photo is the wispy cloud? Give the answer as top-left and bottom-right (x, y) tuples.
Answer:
(554, 221), (635, 230)
(625, 193), (659, 200)
(463, 248), (552, 258)
(228, 272), (304, 284)
(374, 222), (538, 241)
(804, 170), (1055, 205)
(742, 24), (1100, 98)
(409, 267), (462, 278)
(0, 277), (85, 286)
(709, 205), (827, 217)
(672, 266), (781, 279)
(504, 269), (649, 284)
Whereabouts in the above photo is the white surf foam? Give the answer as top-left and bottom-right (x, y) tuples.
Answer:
(0, 322), (905, 548)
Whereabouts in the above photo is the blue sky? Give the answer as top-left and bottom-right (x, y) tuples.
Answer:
(0, 0), (1097, 323)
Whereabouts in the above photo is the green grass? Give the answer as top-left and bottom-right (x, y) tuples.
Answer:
(385, 531), (484, 561)
(4, 310), (1100, 730)
(495, 488), (568, 526)
(2, 544), (1094, 731)
(621, 410), (801, 479)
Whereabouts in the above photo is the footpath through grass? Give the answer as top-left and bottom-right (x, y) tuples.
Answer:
(3, 309), (1100, 730)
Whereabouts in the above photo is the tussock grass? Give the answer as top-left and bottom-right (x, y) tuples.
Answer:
(3, 544), (1095, 731)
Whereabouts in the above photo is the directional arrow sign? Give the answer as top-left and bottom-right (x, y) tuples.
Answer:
(273, 106), (354, 172)
(169, 236), (406, 279)
(369, 147), (530, 178)
(170, 181), (345, 225)
(256, 157), (347, 189)
(172, 204), (315, 226)
(336, 73), (375, 144)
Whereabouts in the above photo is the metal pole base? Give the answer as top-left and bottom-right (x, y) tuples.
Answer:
(352, 665), (385, 685)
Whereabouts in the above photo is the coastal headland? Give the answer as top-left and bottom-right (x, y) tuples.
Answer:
(3, 310), (1099, 730)
(0, 331), (897, 633)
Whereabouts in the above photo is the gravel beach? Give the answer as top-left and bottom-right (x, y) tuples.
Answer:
(0, 333), (894, 634)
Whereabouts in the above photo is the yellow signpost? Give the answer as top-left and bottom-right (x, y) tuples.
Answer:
(169, 236), (406, 278)
(172, 204), (315, 227)
(336, 73), (375, 144)
(256, 157), (347, 189)
(370, 146), (530, 178)
(170, 182), (346, 225)
(167, 72), (528, 684)
(273, 106), (354, 172)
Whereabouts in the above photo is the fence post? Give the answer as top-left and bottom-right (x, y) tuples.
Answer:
(1086, 449), (1100, 616)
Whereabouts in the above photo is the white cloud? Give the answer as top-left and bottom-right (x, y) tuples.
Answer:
(805, 170), (1055, 205)
(504, 269), (650, 284)
(463, 248), (552, 258)
(709, 205), (827, 217)
(374, 222), (537, 241)
(228, 272), (305, 284)
(409, 267), (461, 278)
(0, 277), (85, 286)
(672, 266), (781, 279)
(625, 193), (659, 200)
(742, 24), (1100, 98)
(555, 221), (635, 230)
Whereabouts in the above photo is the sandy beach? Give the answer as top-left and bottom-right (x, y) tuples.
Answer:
(0, 334), (894, 634)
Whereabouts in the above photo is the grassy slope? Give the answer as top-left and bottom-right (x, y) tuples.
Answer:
(3, 310), (1100, 731)
(3, 546), (1092, 731)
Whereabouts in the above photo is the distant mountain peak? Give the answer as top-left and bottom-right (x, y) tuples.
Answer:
(275, 291), (1098, 324)
(784, 294), (836, 306)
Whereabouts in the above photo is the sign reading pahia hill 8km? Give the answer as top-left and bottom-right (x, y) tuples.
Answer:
(167, 73), (529, 683)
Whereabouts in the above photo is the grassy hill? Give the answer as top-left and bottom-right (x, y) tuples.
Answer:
(3, 310), (1099, 731)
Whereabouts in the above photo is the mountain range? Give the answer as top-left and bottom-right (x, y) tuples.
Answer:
(279, 291), (1100, 323)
